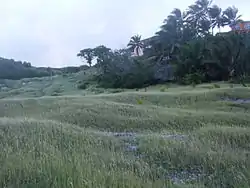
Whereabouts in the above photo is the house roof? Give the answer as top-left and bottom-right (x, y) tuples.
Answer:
(230, 21), (250, 31)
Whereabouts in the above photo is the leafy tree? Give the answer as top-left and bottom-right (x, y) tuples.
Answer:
(78, 0), (250, 88)
(96, 51), (154, 88)
(173, 39), (208, 82)
(23, 61), (32, 68)
(211, 33), (245, 80)
(93, 45), (111, 64)
(77, 48), (94, 67)
(91, 45), (112, 74)
(0, 57), (51, 80)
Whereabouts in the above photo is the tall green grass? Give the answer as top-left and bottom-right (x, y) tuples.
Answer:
(0, 118), (177, 188)
(1, 83), (250, 187)
(137, 127), (250, 188)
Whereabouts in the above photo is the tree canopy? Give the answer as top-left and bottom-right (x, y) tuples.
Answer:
(0, 57), (88, 80)
(77, 0), (249, 88)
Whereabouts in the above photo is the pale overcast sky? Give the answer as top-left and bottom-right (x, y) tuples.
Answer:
(0, 0), (249, 67)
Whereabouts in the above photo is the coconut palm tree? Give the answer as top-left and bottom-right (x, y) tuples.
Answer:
(222, 6), (242, 27)
(156, 9), (191, 58)
(208, 5), (223, 33)
(186, 0), (212, 36)
(127, 35), (144, 56)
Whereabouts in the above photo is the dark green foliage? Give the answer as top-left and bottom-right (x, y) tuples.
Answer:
(182, 73), (205, 85)
(0, 58), (50, 80)
(0, 57), (87, 80)
(59, 66), (83, 74)
(213, 83), (220, 88)
(76, 1), (249, 89)
(77, 82), (89, 90)
(109, 89), (125, 93)
(160, 87), (166, 92)
(96, 55), (155, 89)
(142, 0), (245, 85)
(77, 48), (94, 67)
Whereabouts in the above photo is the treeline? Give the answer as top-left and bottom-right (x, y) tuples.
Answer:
(0, 57), (88, 80)
(77, 46), (173, 88)
(0, 58), (50, 80)
(77, 0), (250, 88)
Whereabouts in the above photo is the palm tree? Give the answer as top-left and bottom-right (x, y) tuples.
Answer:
(186, 0), (212, 36)
(157, 9), (191, 57)
(208, 5), (223, 33)
(127, 35), (144, 56)
(222, 6), (242, 27)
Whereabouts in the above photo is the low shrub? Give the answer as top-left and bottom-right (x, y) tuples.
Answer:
(213, 83), (220, 88)
(109, 89), (124, 93)
(136, 98), (143, 105)
(89, 87), (105, 94)
(160, 87), (166, 92)
(181, 73), (205, 85)
(77, 82), (89, 90)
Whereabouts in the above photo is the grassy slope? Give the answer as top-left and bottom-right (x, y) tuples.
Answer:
(0, 75), (250, 187)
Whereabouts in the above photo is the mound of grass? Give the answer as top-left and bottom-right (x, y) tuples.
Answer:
(196, 126), (250, 150)
(1, 88), (250, 132)
(0, 117), (175, 188)
(137, 133), (250, 188)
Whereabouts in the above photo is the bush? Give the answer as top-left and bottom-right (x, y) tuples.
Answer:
(213, 83), (220, 88)
(0, 57), (52, 80)
(77, 82), (89, 90)
(136, 98), (143, 105)
(51, 93), (61, 96)
(160, 87), (166, 92)
(191, 82), (197, 88)
(94, 53), (155, 89)
(182, 73), (204, 85)
(109, 89), (124, 93)
(242, 82), (248, 87)
(89, 87), (105, 94)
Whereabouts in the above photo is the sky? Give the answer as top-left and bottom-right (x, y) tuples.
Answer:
(0, 0), (249, 67)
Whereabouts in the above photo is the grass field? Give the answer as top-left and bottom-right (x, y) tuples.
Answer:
(1, 76), (250, 187)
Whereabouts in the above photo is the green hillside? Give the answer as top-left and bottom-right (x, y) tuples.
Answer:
(1, 80), (250, 187)
(1, 0), (250, 187)
(0, 57), (89, 80)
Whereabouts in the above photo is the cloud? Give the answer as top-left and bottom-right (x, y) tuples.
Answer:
(0, 0), (249, 67)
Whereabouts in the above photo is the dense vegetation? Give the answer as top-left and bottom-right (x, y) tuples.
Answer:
(0, 57), (89, 80)
(78, 0), (250, 88)
(0, 57), (51, 79)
